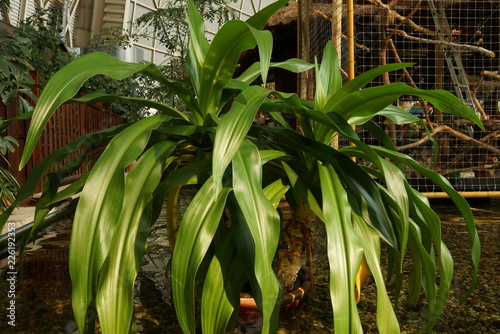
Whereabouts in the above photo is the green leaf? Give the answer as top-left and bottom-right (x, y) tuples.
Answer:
(70, 92), (190, 121)
(69, 115), (167, 332)
(259, 150), (287, 165)
(318, 162), (363, 333)
(346, 145), (480, 298)
(212, 85), (269, 196)
(406, 187), (454, 331)
(140, 65), (202, 122)
(197, 21), (270, 116)
(186, 0), (210, 96)
(315, 42), (342, 111)
(0, 125), (127, 232)
(18, 96), (34, 113)
(273, 91), (315, 139)
(377, 105), (421, 125)
(326, 63), (413, 111)
(248, 27), (273, 85)
(333, 83), (483, 129)
(0, 111), (33, 131)
(262, 179), (289, 209)
(20, 52), (156, 167)
(281, 161), (323, 221)
(235, 59), (314, 84)
(245, 0), (289, 30)
(19, 153), (91, 257)
(201, 226), (246, 334)
(172, 177), (231, 334)
(252, 126), (397, 247)
(232, 140), (282, 334)
(353, 215), (400, 333)
(96, 141), (176, 334)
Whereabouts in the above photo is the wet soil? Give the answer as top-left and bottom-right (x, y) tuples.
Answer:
(0, 198), (498, 333)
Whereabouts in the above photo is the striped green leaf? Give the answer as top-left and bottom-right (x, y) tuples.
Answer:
(201, 226), (246, 334)
(96, 141), (176, 333)
(20, 53), (155, 167)
(353, 215), (400, 333)
(69, 115), (167, 332)
(345, 145), (480, 298)
(212, 85), (269, 196)
(325, 63), (413, 112)
(315, 42), (342, 111)
(406, 187), (454, 331)
(318, 162), (363, 333)
(0, 125), (126, 232)
(186, 0), (210, 96)
(233, 140), (282, 334)
(333, 83), (483, 128)
(71, 92), (189, 121)
(197, 21), (271, 116)
(171, 177), (231, 334)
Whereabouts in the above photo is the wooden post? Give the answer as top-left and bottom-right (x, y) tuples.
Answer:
(346, 0), (355, 81)
(297, 0), (311, 100)
(332, 0), (343, 59)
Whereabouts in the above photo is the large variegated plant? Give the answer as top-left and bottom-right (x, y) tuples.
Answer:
(0, 1), (481, 333)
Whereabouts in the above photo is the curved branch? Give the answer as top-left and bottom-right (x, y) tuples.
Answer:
(387, 28), (496, 58)
(397, 125), (500, 156)
(366, 0), (435, 36)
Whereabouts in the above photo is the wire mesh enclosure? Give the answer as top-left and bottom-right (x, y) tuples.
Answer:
(292, 0), (500, 195)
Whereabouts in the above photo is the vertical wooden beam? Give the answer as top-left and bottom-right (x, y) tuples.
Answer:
(332, 0), (343, 62)
(346, 0), (355, 81)
(297, 0), (311, 100)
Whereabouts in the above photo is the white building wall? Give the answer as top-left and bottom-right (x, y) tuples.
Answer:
(1, 0), (279, 65)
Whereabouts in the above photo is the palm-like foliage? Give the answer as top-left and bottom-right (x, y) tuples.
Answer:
(0, 1), (481, 333)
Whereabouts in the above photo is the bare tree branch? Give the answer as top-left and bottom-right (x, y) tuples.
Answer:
(365, 0), (435, 36)
(387, 28), (496, 58)
(397, 125), (500, 156)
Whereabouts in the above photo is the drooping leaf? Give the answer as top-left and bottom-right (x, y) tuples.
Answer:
(345, 145), (480, 298)
(201, 226), (246, 334)
(245, 0), (289, 29)
(69, 115), (168, 332)
(406, 186), (455, 331)
(333, 83), (483, 129)
(353, 215), (400, 333)
(326, 63), (413, 111)
(70, 92), (190, 121)
(318, 162), (363, 333)
(172, 177), (231, 334)
(0, 125), (128, 232)
(232, 140), (282, 334)
(20, 52), (157, 167)
(96, 141), (176, 334)
(212, 85), (269, 196)
(250, 125), (398, 247)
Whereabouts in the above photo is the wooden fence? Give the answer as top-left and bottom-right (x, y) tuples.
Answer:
(1, 90), (124, 195)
